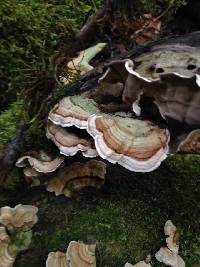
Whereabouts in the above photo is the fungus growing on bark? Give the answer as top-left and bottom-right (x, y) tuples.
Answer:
(124, 59), (200, 127)
(46, 160), (106, 197)
(155, 220), (185, 267)
(47, 123), (98, 158)
(87, 114), (169, 172)
(100, 55), (200, 152)
(62, 43), (107, 84)
(132, 45), (200, 80)
(66, 241), (96, 267)
(16, 152), (64, 174)
(0, 204), (38, 231)
(47, 94), (170, 172)
(48, 96), (101, 129)
(46, 252), (67, 267)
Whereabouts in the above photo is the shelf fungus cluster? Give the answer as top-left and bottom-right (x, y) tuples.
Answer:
(16, 151), (64, 186)
(46, 160), (106, 197)
(47, 42), (200, 173)
(47, 94), (169, 172)
(46, 241), (96, 267)
(155, 220), (185, 267)
(102, 44), (200, 153)
(0, 204), (38, 267)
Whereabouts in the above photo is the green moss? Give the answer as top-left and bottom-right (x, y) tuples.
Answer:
(65, 200), (162, 266)
(3, 169), (21, 190)
(165, 154), (200, 177)
(13, 152), (200, 267)
(0, 0), (103, 110)
(0, 101), (23, 157)
(141, 0), (187, 16)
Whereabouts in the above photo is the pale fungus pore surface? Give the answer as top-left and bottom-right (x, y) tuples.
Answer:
(46, 251), (67, 267)
(124, 59), (200, 127)
(99, 53), (200, 153)
(66, 241), (96, 267)
(87, 114), (169, 172)
(47, 123), (98, 158)
(155, 220), (185, 267)
(133, 45), (200, 80)
(0, 204), (38, 231)
(46, 160), (106, 197)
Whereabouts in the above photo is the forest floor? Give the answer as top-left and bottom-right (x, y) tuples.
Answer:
(0, 1), (200, 267)
(1, 154), (200, 267)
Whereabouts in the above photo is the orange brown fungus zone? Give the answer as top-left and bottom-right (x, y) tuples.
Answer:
(95, 118), (166, 160)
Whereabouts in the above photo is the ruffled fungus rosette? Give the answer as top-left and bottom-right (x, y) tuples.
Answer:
(46, 241), (96, 267)
(0, 204), (38, 267)
(0, 204), (38, 231)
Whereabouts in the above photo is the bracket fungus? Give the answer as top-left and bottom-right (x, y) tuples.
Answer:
(48, 94), (169, 172)
(43, 36), (200, 175)
(48, 96), (101, 129)
(155, 248), (185, 267)
(16, 152), (64, 174)
(46, 252), (67, 267)
(66, 241), (96, 267)
(100, 52), (200, 153)
(155, 220), (185, 267)
(0, 205), (38, 267)
(47, 123), (98, 158)
(46, 241), (96, 267)
(46, 160), (106, 197)
(62, 43), (107, 84)
(0, 204), (38, 231)
(178, 130), (200, 153)
(124, 59), (200, 128)
(16, 151), (64, 186)
(124, 255), (152, 267)
(87, 114), (169, 172)
(0, 226), (15, 267)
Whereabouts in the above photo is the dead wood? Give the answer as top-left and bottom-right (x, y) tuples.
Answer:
(0, 120), (27, 184)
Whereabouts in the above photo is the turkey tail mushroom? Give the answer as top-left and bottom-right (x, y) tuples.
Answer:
(66, 241), (96, 267)
(87, 114), (169, 172)
(124, 255), (152, 267)
(0, 205), (38, 267)
(155, 220), (185, 267)
(46, 252), (67, 267)
(46, 160), (106, 197)
(47, 123), (98, 158)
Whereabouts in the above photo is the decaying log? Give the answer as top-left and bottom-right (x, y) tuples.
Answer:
(63, 32), (200, 162)
(0, 120), (27, 184)
(74, 0), (139, 50)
